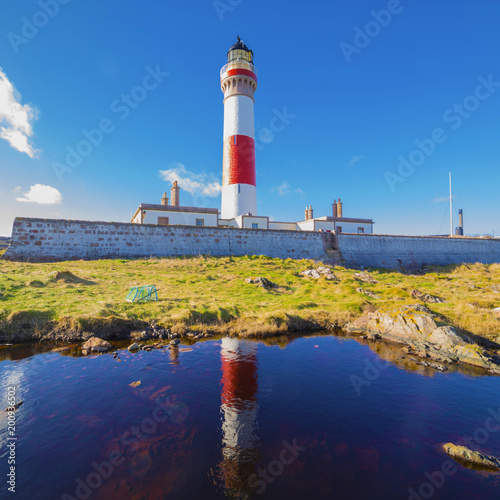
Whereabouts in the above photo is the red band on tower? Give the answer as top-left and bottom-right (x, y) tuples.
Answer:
(223, 135), (256, 186)
(225, 68), (257, 82)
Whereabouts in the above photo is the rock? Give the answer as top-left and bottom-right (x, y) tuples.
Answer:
(345, 314), (371, 333)
(300, 267), (337, 280)
(405, 304), (433, 315)
(82, 337), (112, 353)
(170, 339), (180, 346)
(361, 307), (500, 373)
(245, 276), (278, 289)
(367, 333), (381, 341)
(492, 307), (500, 315)
(428, 326), (470, 348)
(443, 443), (500, 471)
(356, 288), (381, 299)
(354, 272), (378, 284)
(411, 289), (445, 304)
(128, 343), (139, 352)
(3, 401), (23, 412)
(367, 307), (438, 342)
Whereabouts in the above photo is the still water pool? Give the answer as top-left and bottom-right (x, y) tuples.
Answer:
(0, 335), (499, 499)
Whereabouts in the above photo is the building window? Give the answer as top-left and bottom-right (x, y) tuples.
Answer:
(358, 227), (364, 234)
(337, 226), (342, 233)
(196, 219), (204, 227)
(252, 223), (258, 229)
(158, 217), (169, 226)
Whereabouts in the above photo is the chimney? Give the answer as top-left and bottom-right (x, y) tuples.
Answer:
(161, 192), (169, 206)
(170, 181), (180, 207)
(305, 206), (309, 221)
(309, 205), (314, 220)
(332, 199), (338, 218)
(455, 209), (464, 236)
(337, 198), (343, 218)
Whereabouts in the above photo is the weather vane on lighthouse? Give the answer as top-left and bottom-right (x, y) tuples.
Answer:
(220, 36), (258, 219)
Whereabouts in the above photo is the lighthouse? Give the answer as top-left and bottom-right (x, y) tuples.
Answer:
(220, 36), (258, 220)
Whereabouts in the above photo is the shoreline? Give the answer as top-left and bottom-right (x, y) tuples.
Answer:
(1, 256), (499, 373)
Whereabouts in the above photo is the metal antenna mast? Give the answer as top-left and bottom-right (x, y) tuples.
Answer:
(449, 172), (453, 237)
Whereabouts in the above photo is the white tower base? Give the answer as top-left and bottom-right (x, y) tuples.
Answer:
(221, 184), (257, 220)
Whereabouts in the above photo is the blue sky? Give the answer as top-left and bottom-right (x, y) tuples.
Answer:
(1, 0), (499, 236)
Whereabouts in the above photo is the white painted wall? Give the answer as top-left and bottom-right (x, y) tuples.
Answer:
(327, 221), (372, 234)
(297, 220), (315, 231)
(221, 183), (257, 220)
(233, 215), (268, 229)
(142, 210), (218, 227)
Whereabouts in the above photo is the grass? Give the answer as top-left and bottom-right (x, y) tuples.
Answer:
(0, 256), (499, 342)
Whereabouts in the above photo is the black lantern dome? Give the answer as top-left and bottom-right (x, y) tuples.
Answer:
(227, 35), (254, 63)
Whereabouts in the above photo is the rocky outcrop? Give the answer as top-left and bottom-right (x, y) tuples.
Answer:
(356, 288), (380, 299)
(353, 272), (377, 284)
(300, 266), (337, 280)
(347, 306), (500, 374)
(443, 443), (500, 470)
(81, 337), (112, 354)
(411, 289), (445, 303)
(245, 276), (278, 289)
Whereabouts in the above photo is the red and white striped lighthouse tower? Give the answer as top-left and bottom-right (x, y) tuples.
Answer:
(220, 36), (258, 219)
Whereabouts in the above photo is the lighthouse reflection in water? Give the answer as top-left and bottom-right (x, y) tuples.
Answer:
(219, 338), (260, 497)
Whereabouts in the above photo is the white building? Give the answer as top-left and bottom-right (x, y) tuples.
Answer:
(131, 183), (374, 234)
(130, 37), (374, 235)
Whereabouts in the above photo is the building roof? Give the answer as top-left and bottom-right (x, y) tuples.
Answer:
(228, 36), (252, 54)
(139, 204), (219, 214)
(312, 216), (374, 224)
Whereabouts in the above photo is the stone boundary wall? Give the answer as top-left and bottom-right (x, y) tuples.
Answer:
(337, 233), (500, 269)
(3, 218), (328, 262)
(3, 218), (500, 269)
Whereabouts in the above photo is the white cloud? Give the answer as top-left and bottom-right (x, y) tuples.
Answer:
(0, 68), (39, 158)
(271, 181), (304, 197)
(271, 181), (291, 196)
(16, 184), (62, 205)
(350, 155), (366, 167)
(159, 163), (221, 197)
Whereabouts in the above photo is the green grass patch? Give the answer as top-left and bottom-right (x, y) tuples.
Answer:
(0, 256), (499, 341)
